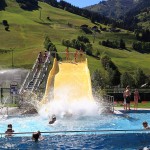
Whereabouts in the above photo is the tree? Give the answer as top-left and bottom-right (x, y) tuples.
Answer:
(121, 72), (134, 88)
(44, 36), (52, 51)
(134, 68), (146, 87)
(16, 0), (38, 10)
(85, 43), (92, 55)
(107, 67), (121, 86)
(101, 54), (111, 69)
(0, 0), (7, 10)
(62, 39), (71, 48)
(77, 35), (90, 43)
(92, 69), (104, 89)
(120, 39), (126, 49)
(141, 29), (150, 42)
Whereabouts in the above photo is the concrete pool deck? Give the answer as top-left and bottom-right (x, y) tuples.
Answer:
(0, 107), (37, 116)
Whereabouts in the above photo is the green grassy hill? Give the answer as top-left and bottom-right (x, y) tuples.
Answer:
(0, 0), (150, 75)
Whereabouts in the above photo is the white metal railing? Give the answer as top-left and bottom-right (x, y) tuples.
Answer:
(0, 107), (8, 116)
(103, 95), (114, 112)
(31, 52), (50, 92)
(19, 52), (50, 94)
(0, 129), (150, 138)
(19, 55), (39, 94)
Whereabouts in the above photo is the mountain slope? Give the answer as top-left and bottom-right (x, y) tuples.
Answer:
(124, 0), (150, 30)
(0, 0), (150, 75)
(85, 0), (138, 19)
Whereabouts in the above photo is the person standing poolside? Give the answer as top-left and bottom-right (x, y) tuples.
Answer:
(66, 47), (69, 61)
(123, 89), (127, 111)
(5, 124), (14, 137)
(134, 89), (140, 110)
(124, 86), (131, 111)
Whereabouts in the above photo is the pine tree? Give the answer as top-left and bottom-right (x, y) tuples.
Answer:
(120, 39), (126, 49)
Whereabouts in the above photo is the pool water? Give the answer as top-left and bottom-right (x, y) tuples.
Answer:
(0, 133), (150, 150)
(0, 111), (150, 134)
(1, 111), (150, 150)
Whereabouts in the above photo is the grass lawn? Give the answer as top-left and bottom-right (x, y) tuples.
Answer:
(115, 101), (150, 108)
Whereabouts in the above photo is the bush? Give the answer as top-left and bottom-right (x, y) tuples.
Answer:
(62, 39), (72, 48)
(132, 41), (150, 53)
(85, 43), (92, 55)
(80, 27), (92, 34)
(101, 39), (126, 49)
(77, 35), (90, 43)
(5, 26), (9, 31)
(95, 49), (100, 57)
(2, 20), (9, 26)
(44, 36), (53, 51)
(47, 16), (51, 21)
(62, 37), (93, 56)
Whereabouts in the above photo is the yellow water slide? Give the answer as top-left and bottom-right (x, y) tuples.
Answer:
(41, 58), (94, 104)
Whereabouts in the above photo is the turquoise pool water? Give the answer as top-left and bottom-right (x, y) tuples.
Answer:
(0, 111), (150, 134)
(0, 111), (150, 149)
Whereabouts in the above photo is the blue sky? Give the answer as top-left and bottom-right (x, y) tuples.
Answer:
(57, 0), (101, 8)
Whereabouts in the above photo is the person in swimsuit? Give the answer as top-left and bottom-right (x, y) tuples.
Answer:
(79, 47), (83, 62)
(125, 86), (131, 111)
(134, 89), (140, 110)
(49, 115), (56, 124)
(5, 124), (14, 137)
(32, 131), (43, 142)
(143, 121), (150, 129)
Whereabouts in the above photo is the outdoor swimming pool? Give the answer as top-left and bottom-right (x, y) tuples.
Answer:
(1, 111), (150, 133)
(0, 111), (150, 149)
(0, 133), (150, 150)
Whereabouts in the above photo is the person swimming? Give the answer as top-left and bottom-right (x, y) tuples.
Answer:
(49, 115), (56, 124)
(5, 124), (14, 137)
(143, 121), (150, 129)
(32, 131), (43, 142)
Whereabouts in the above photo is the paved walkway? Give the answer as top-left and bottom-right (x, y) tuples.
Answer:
(0, 107), (25, 116)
